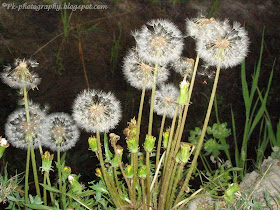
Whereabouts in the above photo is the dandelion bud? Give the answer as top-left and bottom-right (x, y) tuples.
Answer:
(177, 80), (189, 105)
(88, 136), (97, 152)
(68, 174), (83, 195)
(144, 135), (156, 153)
(41, 151), (54, 173)
(0, 137), (9, 159)
(126, 137), (138, 153)
(95, 168), (102, 178)
(125, 165), (133, 179)
(176, 143), (191, 163)
(224, 183), (240, 202)
(163, 129), (170, 149)
(62, 166), (71, 181)
(112, 145), (123, 167)
(138, 166), (147, 178)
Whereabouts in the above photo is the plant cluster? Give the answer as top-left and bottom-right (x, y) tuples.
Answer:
(0, 14), (277, 210)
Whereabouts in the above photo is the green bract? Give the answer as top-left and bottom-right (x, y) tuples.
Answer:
(144, 135), (156, 153)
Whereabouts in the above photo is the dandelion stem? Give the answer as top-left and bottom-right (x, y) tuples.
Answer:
(96, 131), (124, 207)
(174, 54), (200, 155)
(140, 178), (147, 210)
(46, 173), (55, 205)
(23, 79), (41, 199)
(57, 150), (64, 208)
(148, 61), (159, 136)
(30, 147), (41, 198)
(24, 146), (31, 208)
(113, 168), (122, 194)
(155, 112), (166, 171)
(175, 65), (221, 205)
(145, 152), (151, 209)
(43, 172), (47, 205)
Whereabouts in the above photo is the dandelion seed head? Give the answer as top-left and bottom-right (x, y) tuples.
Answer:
(72, 89), (122, 133)
(154, 83), (179, 118)
(171, 57), (194, 78)
(123, 48), (169, 89)
(41, 113), (80, 152)
(133, 19), (184, 65)
(196, 20), (249, 68)
(5, 108), (45, 149)
(186, 16), (219, 39)
(1, 58), (41, 89)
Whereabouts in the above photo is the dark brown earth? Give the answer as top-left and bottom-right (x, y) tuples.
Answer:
(0, 0), (279, 188)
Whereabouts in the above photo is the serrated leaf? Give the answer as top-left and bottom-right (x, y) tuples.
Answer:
(40, 184), (60, 193)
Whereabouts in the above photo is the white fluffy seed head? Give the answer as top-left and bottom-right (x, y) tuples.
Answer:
(186, 16), (220, 40)
(133, 19), (184, 65)
(171, 57), (194, 78)
(72, 89), (122, 133)
(1, 58), (41, 90)
(123, 48), (169, 90)
(41, 113), (80, 152)
(196, 20), (249, 68)
(153, 83), (179, 118)
(5, 108), (45, 149)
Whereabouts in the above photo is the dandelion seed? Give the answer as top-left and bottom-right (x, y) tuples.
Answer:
(5, 108), (45, 149)
(41, 113), (80, 152)
(133, 19), (184, 65)
(153, 83), (179, 118)
(123, 48), (169, 89)
(1, 58), (41, 89)
(196, 20), (249, 68)
(171, 57), (194, 78)
(72, 89), (122, 133)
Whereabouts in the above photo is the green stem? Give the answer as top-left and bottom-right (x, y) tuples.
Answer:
(24, 146), (31, 208)
(166, 162), (179, 207)
(113, 168), (122, 194)
(96, 131), (124, 207)
(140, 179), (147, 210)
(175, 65), (221, 205)
(30, 147), (41, 198)
(148, 62), (159, 136)
(166, 163), (184, 209)
(145, 152), (151, 209)
(136, 87), (146, 145)
(174, 54), (200, 155)
(155, 113), (166, 170)
(46, 174), (55, 206)
(43, 173), (47, 205)
(57, 150), (63, 206)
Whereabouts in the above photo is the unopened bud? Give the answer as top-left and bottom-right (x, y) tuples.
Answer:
(138, 166), (147, 178)
(177, 80), (189, 105)
(163, 129), (170, 149)
(95, 168), (102, 178)
(144, 135), (156, 153)
(125, 165), (133, 178)
(88, 136), (97, 152)
(176, 143), (191, 163)
(0, 137), (9, 159)
(41, 151), (54, 173)
(126, 137), (138, 153)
